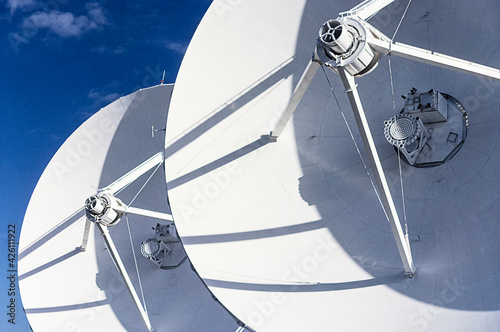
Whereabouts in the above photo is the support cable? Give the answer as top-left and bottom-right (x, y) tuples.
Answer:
(320, 65), (389, 221)
(388, 56), (408, 234)
(122, 159), (164, 316)
(128, 161), (163, 207)
(391, 0), (413, 42)
(388, 0), (413, 235)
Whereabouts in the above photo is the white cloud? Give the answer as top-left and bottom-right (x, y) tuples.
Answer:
(23, 11), (91, 37)
(164, 41), (188, 54)
(6, 0), (35, 15)
(87, 90), (120, 106)
(21, 2), (107, 38)
(85, 2), (107, 25)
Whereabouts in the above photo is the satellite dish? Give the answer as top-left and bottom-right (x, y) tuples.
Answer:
(19, 84), (242, 331)
(18, 0), (500, 331)
(166, 0), (500, 331)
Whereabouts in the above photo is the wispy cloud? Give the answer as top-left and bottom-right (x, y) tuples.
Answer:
(91, 45), (126, 54)
(6, 0), (35, 15)
(163, 41), (188, 54)
(85, 2), (107, 25)
(77, 110), (96, 120)
(87, 89), (120, 107)
(80, 89), (121, 119)
(21, 2), (108, 38)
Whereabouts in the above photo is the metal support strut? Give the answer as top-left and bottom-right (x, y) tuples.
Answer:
(96, 223), (152, 331)
(337, 66), (416, 276)
(270, 57), (321, 140)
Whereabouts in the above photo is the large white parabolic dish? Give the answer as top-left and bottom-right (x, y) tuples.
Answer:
(166, 0), (500, 331)
(19, 84), (240, 331)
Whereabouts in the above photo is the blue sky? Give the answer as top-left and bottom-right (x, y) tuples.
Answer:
(0, 0), (210, 330)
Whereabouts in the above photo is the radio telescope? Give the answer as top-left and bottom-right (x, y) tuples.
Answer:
(166, 0), (500, 331)
(19, 0), (500, 331)
(18, 85), (242, 331)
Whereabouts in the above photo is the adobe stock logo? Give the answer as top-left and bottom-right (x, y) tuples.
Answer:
(64, 274), (130, 331)
(462, 77), (500, 113)
(214, 0), (243, 20)
(175, 107), (282, 224)
(176, 161), (243, 222)
(246, 235), (338, 328)
(408, 278), (464, 330)
(51, 118), (115, 182)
